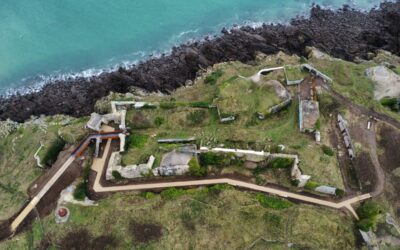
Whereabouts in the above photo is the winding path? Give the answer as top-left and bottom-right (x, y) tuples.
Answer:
(91, 138), (371, 220)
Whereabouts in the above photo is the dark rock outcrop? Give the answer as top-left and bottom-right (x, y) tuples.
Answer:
(1, 2), (400, 122)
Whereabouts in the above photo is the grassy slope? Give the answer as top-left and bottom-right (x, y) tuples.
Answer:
(122, 56), (343, 188)
(0, 188), (356, 250)
(0, 117), (87, 220)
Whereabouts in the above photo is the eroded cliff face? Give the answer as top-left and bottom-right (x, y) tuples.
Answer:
(1, 2), (400, 122)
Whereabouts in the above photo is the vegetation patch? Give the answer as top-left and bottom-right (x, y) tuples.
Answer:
(380, 97), (399, 112)
(125, 133), (149, 149)
(112, 170), (123, 180)
(268, 157), (294, 169)
(356, 201), (381, 231)
(188, 157), (206, 177)
(304, 181), (320, 190)
(41, 137), (65, 166)
(160, 187), (186, 200)
(321, 145), (335, 156)
(205, 69), (223, 85)
(255, 193), (293, 210)
(186, 110), (207, 125)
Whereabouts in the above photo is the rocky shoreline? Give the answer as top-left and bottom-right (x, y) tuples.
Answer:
(1, 1), (399, 122)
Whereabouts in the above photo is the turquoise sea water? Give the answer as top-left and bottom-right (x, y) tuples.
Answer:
(0, 0), (383, 94)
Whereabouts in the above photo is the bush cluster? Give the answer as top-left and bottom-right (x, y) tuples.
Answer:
(255, 193), (293, 210)
(204, 69), (223, 85)
(268, 157), (294, 169)
(321, 145), (335, 156)
(356, 202), (381, 231)
(112, 170), (123, 180)
(380, 97), (399, 112)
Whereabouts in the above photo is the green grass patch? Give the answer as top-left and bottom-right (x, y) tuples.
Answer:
(125, 133), (149, 149)
(304, 181), (320, 190)
(255, 193), (293, 210)
(160, 187), (186, 200)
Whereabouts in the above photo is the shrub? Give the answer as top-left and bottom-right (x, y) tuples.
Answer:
(188, 157), (206, 177)
(268, 158), (294, 169)
(322, 145), (334, 156)
(291, 179), (300, 186)
(154, 117), (164, 127)
(160, 188), (186, 200)
(112, 170), (123, 180)
(380, 97), (399, 112)
(335, 188), (345, 197)
(204, 69), (223, 85)
(186, 110), (207, 125)
(357, 202), (380, 220)
(255, 193), (293, 209)
(380, 97), (398, 107)
(159, 102), (176, 109)
(356, 201), (381, 231)
(357, 218), (375, 232)
(42, 137), (65, 166)
(73, 182), (87, 201)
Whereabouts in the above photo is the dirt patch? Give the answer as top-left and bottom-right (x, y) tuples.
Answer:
(0, 220), (12, 241)
(58, 229), (117, 250)
(378, 125), (400, 172)
(130, 221), (163, 244)
(377, 124), (400, 216)
(35, 157), (83, 218)
(353, 152), (377, 193)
